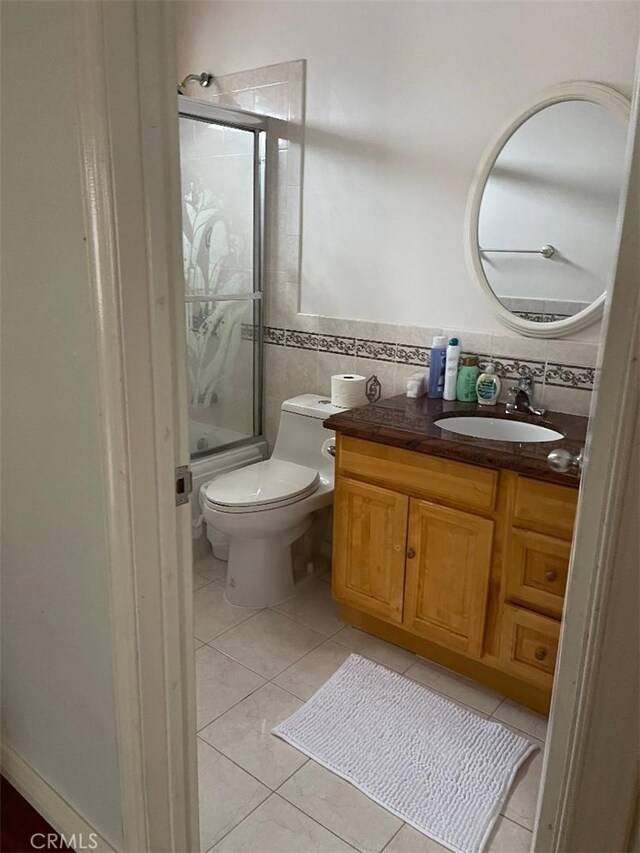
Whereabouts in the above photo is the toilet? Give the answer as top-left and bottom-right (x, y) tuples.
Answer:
(201, 394), (343, 607)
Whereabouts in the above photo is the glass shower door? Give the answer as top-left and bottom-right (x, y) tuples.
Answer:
(179, 103), (265, 460)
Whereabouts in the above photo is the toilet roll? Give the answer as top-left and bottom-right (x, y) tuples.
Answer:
(331, 374), (368, 408)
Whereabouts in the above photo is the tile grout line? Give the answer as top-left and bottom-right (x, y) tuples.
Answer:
(195, 617), (336, 730)
(202, 792), (270, 853)
(275, 771), (402, 852)
(269, 788), (370, 853)
(193, 603), (265, 649)
(205, 791), (360, 853)
(204, 625), (327, 680)
(499, 814), (535, 835)
(195, 674), (268, 736)
(265, 604), (346, 640)
(379, 822), (407, 852)
(196, 731), (311, 797)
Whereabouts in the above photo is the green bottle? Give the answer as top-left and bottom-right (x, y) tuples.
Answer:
(456, 355), (480, 402)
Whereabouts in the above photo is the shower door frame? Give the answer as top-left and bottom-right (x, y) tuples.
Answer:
(178, 96), (268, 457)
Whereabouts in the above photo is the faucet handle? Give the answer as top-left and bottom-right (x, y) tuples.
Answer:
(516, 376), (534, 392)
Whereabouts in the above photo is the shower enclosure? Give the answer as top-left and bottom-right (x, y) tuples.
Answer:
(178, 96), (267, 462)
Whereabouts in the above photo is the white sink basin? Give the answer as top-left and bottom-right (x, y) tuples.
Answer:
(433, 416), (564, 443)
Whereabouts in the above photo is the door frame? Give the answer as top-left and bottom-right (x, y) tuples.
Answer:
(74, 2), (198, 849)
(533, 50), (640, 851)
(77, 3), (638, 849)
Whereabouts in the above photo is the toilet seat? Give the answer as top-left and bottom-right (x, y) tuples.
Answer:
(203, 459), (320, 514)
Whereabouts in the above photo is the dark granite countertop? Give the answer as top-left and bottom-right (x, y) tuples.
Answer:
(324, 395), (587, 487)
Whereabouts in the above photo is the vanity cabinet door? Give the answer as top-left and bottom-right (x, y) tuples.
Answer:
(332, 477), (409, 624)
(403, 499), (494, 657)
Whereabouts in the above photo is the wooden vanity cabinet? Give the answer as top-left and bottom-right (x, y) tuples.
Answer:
(331, 435), (578, 713)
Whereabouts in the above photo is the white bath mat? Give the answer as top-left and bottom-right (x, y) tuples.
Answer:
(273, 654), (536, 853)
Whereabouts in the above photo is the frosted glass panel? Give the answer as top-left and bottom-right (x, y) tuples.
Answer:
(186, 300), (257, 458)
(180, 118), (255, 298)
(179, 114), (261, 458)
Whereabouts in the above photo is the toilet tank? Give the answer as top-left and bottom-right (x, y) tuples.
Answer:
(271, 394), (345, 473)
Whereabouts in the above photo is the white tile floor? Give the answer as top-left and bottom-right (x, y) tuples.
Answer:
(193, 554), (545, 852)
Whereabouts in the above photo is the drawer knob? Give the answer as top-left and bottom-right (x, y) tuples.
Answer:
(545, 570), (558, 582)
(407, 548), (416, 559)
(534, 647), (548, 661)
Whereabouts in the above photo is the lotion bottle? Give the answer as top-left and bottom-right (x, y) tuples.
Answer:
(476, 363), (501, 406)
(443, 337), (461, 401)
(456, 355), (480, 402)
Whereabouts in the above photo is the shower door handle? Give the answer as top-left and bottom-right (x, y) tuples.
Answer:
(184, 293), (263, 303)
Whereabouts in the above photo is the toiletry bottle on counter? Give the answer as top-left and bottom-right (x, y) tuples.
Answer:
(427, 335), (448, 398)
(443, 337), (461, 401)
(476, 363), (501, 406)
(456, 355), (480, 402)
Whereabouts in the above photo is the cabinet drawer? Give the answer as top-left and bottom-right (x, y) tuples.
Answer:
(500, 605), (560, 690)
(512, 476), (577, 539)
(505, 529), (570, 618)
(338, 436), (498, 513)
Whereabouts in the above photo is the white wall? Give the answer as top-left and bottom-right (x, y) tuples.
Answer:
(178, 0), (639, 342)
(1, 1), (122, 845)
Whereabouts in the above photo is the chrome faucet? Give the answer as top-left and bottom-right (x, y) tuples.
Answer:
(505, 376), (545, 417)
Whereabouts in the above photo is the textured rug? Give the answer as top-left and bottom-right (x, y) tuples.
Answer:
(273, 654), (536, 853)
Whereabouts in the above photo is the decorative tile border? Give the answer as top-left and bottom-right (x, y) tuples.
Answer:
(356, 339), (396, 362)
(264, 326), (286, 346)
(396, 344), (430, 367)
(545, 363), (595, 391)
(240, 322), (258, 341)
(513, 311), (570, 324)
(319, 333), (356, 356)
(491, 358), (546, 382)
(285, 329), (318, 349)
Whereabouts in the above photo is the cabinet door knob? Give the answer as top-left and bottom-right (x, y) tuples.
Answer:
(407, 547), (416, 559)
(545, 570), (558, 582)
(534, 647), (548, 661)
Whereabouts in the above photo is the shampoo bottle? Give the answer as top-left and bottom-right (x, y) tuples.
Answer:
(476, 363), (501, 406)
(427, 335), (448, 398)
(443, 337), (461, 401)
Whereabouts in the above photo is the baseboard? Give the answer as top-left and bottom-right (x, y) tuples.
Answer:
(0, 743), (116, 852)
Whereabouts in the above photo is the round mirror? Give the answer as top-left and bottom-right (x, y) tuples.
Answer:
(465, 82), (630, 337)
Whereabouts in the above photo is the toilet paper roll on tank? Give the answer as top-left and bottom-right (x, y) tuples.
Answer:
(331, 374), (367, 408)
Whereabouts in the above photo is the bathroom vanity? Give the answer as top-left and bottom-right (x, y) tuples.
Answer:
(324, 396), (587, 714)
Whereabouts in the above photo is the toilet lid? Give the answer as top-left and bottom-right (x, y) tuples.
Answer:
(203, 459), (320, 510)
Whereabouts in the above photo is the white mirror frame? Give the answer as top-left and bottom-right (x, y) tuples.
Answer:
(464, 81), (631, 338)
